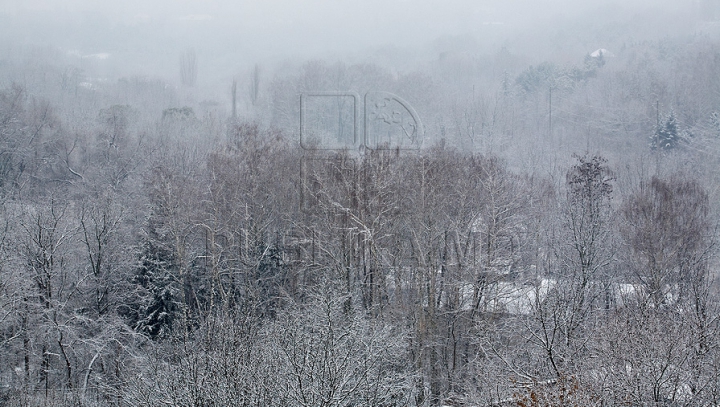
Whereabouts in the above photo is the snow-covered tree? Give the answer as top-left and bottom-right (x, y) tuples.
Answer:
(651, 110), (680, 150)
(131, 221), (179, 340)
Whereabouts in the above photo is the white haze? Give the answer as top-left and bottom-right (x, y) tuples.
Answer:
(0, 0), (699, 92)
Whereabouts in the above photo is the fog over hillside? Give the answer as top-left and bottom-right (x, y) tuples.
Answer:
(0, 0), (700, 83)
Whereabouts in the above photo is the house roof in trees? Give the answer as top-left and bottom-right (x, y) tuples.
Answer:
(590, 48), (614, 58)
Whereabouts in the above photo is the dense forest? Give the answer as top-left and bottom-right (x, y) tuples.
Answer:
(3, 2), (720, 406)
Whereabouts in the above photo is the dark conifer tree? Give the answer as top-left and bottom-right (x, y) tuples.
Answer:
(130, 220), (179, 339)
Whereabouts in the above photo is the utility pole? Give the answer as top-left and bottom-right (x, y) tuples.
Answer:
(231, 79), (237, 119)
(549, 86), (553, 138)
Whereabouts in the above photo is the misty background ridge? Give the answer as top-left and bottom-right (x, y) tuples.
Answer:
(0, 0), (702, 90)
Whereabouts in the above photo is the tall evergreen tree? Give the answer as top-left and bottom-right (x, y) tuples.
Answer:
(131, 221), (179, 339)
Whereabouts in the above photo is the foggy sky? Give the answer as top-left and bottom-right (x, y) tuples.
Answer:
(0, 0), (699, 92)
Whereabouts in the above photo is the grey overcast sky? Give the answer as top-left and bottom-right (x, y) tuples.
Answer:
(0, 0), (692, 52)
(0, 0), (698, 90)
